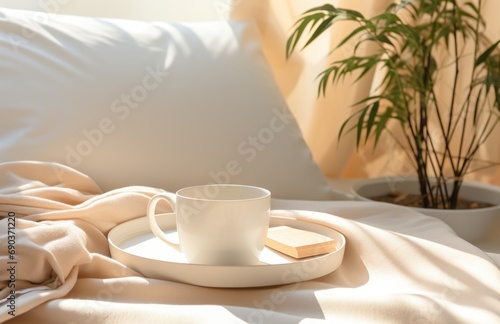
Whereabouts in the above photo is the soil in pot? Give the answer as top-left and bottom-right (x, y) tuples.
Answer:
(372, 192), (494, 209)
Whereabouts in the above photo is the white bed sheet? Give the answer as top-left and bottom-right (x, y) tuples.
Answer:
(0, 161), (499, 323)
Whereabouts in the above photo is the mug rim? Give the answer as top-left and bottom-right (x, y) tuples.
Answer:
(176, 184), (271, 202)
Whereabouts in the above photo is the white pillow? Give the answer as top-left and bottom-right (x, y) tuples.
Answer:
(0, 8), (339, 200)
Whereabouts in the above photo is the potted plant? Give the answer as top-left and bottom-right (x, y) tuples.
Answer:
(286, 0), (500, 241)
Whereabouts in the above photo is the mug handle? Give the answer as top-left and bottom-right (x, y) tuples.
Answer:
(147, 192), (181, 252)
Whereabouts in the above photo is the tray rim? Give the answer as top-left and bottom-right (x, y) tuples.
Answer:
(108, 209), (346, 287)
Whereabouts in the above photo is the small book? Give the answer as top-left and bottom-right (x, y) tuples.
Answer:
(265, 226), (336, 259)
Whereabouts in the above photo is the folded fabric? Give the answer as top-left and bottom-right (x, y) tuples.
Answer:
(0, 161), (172, 234)
(0, 161), (499, 323)
(0, 161), (171, 321)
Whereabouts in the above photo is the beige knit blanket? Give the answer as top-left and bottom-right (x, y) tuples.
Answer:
(1, 161), (499, 323)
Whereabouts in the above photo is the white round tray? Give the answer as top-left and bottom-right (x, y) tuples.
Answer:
(108, 210), (346, 288)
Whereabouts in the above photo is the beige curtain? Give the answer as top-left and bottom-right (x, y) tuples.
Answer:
(231, 0), (500, 186)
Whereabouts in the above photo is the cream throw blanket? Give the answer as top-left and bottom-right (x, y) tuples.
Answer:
(0, 161), (499, 323)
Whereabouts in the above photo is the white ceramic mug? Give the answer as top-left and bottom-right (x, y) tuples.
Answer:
(147, 184), (271, 265)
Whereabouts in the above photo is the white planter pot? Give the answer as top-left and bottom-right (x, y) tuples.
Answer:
(352, 177), (500, 242)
